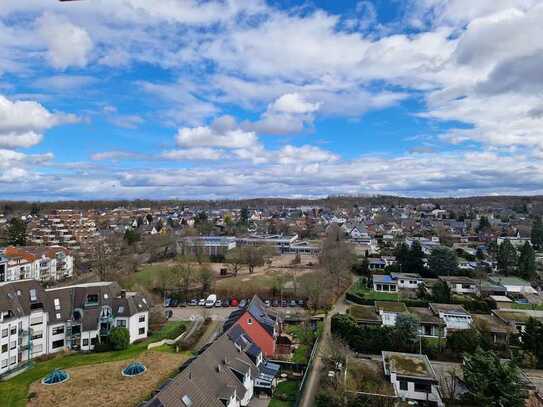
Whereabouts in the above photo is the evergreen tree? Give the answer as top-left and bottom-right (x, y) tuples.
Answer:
(463, 348), (525, 407)
(7, 218), (26, 246)
(431, 280), (452, 303)
(477, 216), (491, 234)
(396, 243), (410, 270)
(497, 240), (517, 275)
(531, 216), (543, 250)
(406, 240), (425, 274)
(429, 247), (459, 276)
(521, 317), (543, 367)
(517, 241), (536, 280)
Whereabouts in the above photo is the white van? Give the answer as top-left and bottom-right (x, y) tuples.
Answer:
(205, 294), (217, 308)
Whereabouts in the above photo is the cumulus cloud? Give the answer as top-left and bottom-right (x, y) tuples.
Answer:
(176, 125), (258, 149)
(37, 13), (93, 69)
(161, 148), (224, 161)
(0, 94), (78, 148)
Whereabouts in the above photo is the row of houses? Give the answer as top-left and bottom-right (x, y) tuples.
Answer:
(0, 280), (149, 377)
(144, 296), (281, 407)
(349, 300), (543, 345)
(372, 272), (537, 298)
(0, 246), (74, 283)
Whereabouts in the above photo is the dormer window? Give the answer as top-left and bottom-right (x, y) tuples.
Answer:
(54, 298), (61, 311)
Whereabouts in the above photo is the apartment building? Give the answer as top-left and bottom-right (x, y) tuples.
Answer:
(27, 209), (99, 251)
(0, 280), (148, 377)
(1, 246), (73, 282)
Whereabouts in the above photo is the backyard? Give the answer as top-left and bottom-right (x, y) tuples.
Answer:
(350, 278), (402, 301)
(269, 379), (301, 407)
(0, 321), (190, 407)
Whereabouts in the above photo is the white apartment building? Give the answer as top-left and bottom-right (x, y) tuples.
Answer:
(1, 246), (73, 283)
(0, 280), (149, 377)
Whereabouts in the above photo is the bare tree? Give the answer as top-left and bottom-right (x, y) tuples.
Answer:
(320, 232), (355, 291)
(88, 234), (122, 281)
(197, 265), (215, 293)
(225, 246), (244, 276)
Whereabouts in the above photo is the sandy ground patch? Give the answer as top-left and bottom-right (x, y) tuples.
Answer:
(28, 351), (186, 407)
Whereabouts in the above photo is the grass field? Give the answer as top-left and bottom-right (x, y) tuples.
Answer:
(0, 321), (188, 407)
(351, 286), (401, 301)
(28, 351), (187, 407)
(269, 380), (300, 407)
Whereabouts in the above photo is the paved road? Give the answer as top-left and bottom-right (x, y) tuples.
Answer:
(298, 291), (349, 407)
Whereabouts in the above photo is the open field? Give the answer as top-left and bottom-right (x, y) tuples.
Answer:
(0, 321), (189, 407)
(28, 351), (187, 407)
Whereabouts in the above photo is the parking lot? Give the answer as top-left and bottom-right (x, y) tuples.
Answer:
(166, 305), (306, 322)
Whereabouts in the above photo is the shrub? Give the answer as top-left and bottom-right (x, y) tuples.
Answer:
(110, 327), (130, 350)
(94, 342), (112, 353)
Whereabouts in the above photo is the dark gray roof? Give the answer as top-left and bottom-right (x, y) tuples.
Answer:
(0, 279), (49, 318)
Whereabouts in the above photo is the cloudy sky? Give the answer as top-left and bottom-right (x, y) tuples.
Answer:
(1, 0), (543, 200)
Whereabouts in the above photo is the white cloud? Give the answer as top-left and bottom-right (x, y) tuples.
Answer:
(161, 148), (224, 161)
(277, 145), (339, 164)
(271, 93), (320, 114)
(37, 13), (93, 69)
(0, 94), (78, 148)
(176, 125), (258, 149)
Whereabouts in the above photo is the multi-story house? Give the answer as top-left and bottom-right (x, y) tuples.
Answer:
(0, 280), (148, 377)
(2, 246), (73, 282)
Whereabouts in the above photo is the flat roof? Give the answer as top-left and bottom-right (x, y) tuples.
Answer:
(429, 303), (469, 315)
(373, 275), (395, 283)
(383, 351), (437, 381)
(350, 305), (381, 321)
(376, 301), (408, 313)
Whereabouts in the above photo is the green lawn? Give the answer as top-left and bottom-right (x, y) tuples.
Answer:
(0, 321), (187, 407)
(511, 302), (543, 311)
(351, 286), (401, 301)
(270, 380), (301, 407)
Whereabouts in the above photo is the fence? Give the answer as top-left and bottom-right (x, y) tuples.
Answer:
(294, 331), (322, 406)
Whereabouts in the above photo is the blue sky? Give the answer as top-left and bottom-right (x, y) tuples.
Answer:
(1, 0), (543, 200)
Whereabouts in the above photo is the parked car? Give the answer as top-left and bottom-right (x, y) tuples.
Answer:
(198, 298), (206, 306)
(170, 299), (178, 307)
(205, 294), (217, 308)
(264, 299), (271, 307)
(178, 301), (187, 307)
(164, 298), (172, 307)
(272, 299), (280, 307)
(239, 299), (247, 308)
(222, 299), (230, 307)
(215, 299), (222, 307)
(281, 300), (287, 307)
(297, 299), (305, 307)
(190, 299), (198, 306)
(289, 300), (297, 307)
(230, 298), (239, 307)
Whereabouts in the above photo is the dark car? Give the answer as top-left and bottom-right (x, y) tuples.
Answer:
(281, 300), (288, 307)
(170, 299), (178, 307)
(272, 299), (280, 307)
(297, 299), (305, 307)
(222, 299), (230, 307)
(189, 299), (198, 306)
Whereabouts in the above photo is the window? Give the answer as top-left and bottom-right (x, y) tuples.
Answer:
(118, 306), (124, 314)
(1, 359), (7, 368)
(86, 294), (98, 305)
(32, 344), (43, 354)
(54, 298), (61, 311)
(138, 327), (145, 335)
(52, 326), (64, 335)
(82, 338), (89, 347)
(103, 293), (108, 299)
(139, 315), (145, 323)
(1, 344), (7, 353)
(91, 337), (97, 345)
(29, 289), (37, 302)
(9, 356), (16, 365)
(117, 320), (126, 328)
(399, 380), (408, 391)
(52, 339), (64, 349)
(1, 329), (7, 338)
(16, 290), (21, 296)
(32, 331), (43, 340)
(414, 382), (431, 393)
(10, 326), (16, 335)
(9, 341), (16, 350)
(247, 318), (253, 325)
(56, 313), (61, 320)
